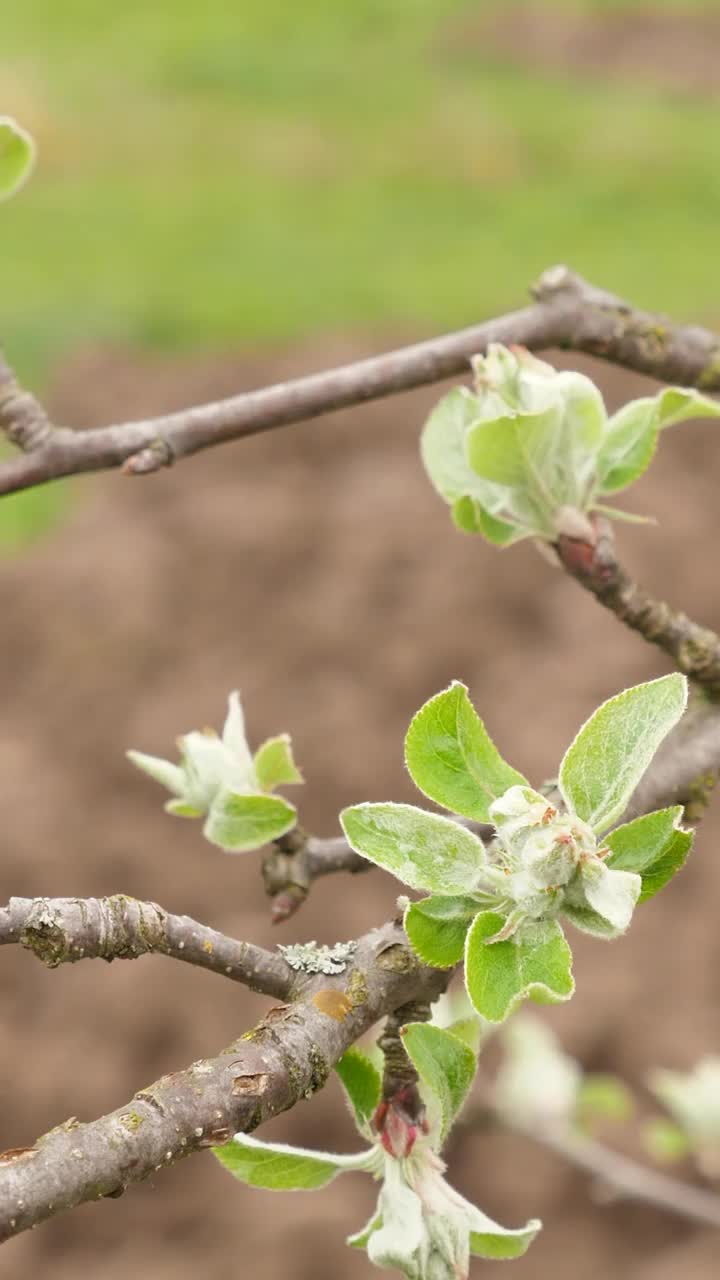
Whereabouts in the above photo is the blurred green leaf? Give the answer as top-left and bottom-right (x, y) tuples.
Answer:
(0, 117), (34, 202)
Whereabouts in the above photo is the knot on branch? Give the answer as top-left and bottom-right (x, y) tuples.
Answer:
(18, 896), (165, 967)
(0, 354), (54, 452)
(263, 828), (311, 922)
(530, 265), (627, 315)
(122, 438), (174, 475)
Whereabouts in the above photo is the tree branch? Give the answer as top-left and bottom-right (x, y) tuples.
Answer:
(557, 520), (720, 698)
(0, 920), (447, 1243)
(263, 830), (371, 922)
(3, 265), (720, 498)
(0, 896), (293, 999)
(263, 821), (493, 921)
(487, 1109), (720, 1232)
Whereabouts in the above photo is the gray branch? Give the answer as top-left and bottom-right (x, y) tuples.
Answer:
(556, 520), (720, 698)
(532, 1123), (720, 1231)
(2, 265), (720, 498)
(0, 919), (447, 1243)
(487, 1108), (720, 1232)
(0, 896), (293, 999)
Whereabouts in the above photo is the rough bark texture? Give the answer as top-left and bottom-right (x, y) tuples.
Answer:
(2, 338), (719, 1279)
(0, 920), (445, 1241)
(0, 896), (293, 998)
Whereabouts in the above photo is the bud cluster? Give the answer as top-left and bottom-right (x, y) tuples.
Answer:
(488, 784), (641, 938)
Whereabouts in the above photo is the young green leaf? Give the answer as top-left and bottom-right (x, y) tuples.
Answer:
(347, 1212), (382, 1249)
(401, 1022), (477, 1142)
(465, 407), (559, 490)
(468, 1208), (542, 1260)
(576, 1074), (633, 1126)
(598, 388), (720, 494)
(561, 900), (622, 939)
(652, 386), (720, 431)
(335, 1049), (382, 1132)
(558, 674), (688, 834)
(604, 806), (692, 902)
(596, 405), (658, 494)
(214, 1134), (371, 1190)
(340, 803), (486, 894)
(447, 1017), (486, 1054)
(420, 387), (496, 505)
(203, 791), (296, 852)
(126, 749), (185, 796)
(253, 734), (303, 790)
(464, 913), (574, 1023)
(404, 894), (481, 968)
(0, 117), (35, 202)
(165, 798), (204, 818)
(644, 1117), (691, 1163)
(451, 496), (519, 543)
(405, 682), (527, 823)
(579, 860), (641, 933)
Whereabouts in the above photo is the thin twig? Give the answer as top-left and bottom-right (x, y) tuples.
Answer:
(524, 1121), (720, 1231)
(2, 266), (720, 498)
(0, 896), (293, 999)
(0, 920), (446, 1243)
(263, 832), (371, 922)
(467, 1103), (720, 1231)
(557, 520), (720, 697)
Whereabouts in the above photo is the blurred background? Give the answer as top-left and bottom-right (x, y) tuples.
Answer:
(1, 1), (720, 1277)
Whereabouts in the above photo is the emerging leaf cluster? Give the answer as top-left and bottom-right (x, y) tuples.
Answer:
(495, 1015), (632, 1134)
(341, 675), (691, 1023)
(127, 691), (302, 853)
(215, 1021), (540, 1277)
(421, 344), (720, 546)
(647, 1056), (720, 1178)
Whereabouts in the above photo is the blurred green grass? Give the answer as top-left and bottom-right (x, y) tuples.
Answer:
(0, 0), (718, 544)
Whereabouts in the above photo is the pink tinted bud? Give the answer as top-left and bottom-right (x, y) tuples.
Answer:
(373, 1093), (427, 1159)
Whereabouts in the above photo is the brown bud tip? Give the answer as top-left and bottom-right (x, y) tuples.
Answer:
(122, 440), (173, 475)
(271, 891), (302, 924)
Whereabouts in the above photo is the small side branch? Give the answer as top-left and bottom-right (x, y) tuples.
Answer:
(0, 921), (446, 1243)
(524, 1121), (720, 1232)
(0, 896), (293, 999)
(263, 831), (371, 922)
(468, 1104), (720, 1232)
(557, 522), (720, 697)
(0, 353), (54, 452)
(2, 266), (720, 498)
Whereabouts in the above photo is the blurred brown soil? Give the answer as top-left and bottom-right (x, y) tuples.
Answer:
(440, 7), (720, 98)
(1, 333), (719, 1279)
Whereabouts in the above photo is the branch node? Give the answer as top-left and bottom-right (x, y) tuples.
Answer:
(0, 353), (54, 452)
(530, 265), (627, 314)
(263, 828), (311, 921)
(122, 438), (174, 475)
(556, 523), (720, 698)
